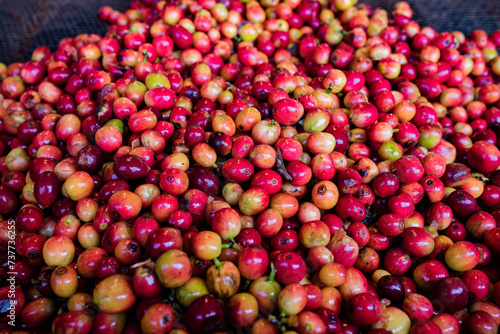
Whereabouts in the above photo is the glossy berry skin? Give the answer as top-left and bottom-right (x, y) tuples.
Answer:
(76, 247), (107, 279)
(402, 293), (434, 322)
(300, 221), (331, 248)
(287, 160), (312, 186)
(155, 249), (192, 289)
(373, 173), (400, 198)
(209, 132), (232, 156)
(347, 222), (370, 248)
(50, 265), (78, 298)
(141, 303), (175, 334)
(91, 312), (126, 334)
(237, 245), (269, 280)
(227, 293), (259, 328)
(95, 257), (121, 279)
(251, 170), (283, 195)
(400, 227), (435, 258)
(187, 167), (220, 196)
(272, 250), (306, 285)
(0, 185), (18, 215)
(444, 241), (480, 272)
(52, 311), (92, 334)
(441, 163), (470, 187)
(467, 311), (498, 334)
(316, 307), (341, 333)
(420, 175), (445, 203)
(273, 98), (305, 125)
(186, 295), (224, 334)
(235, 228), (262, 247)
(337, 168), (362, 195)
(346, 292), (382, 327)
(444, 221), (467, 242)
(410, 321), (442, 334)
(460, 270), (489, 302)
(388, 191), (415, 219)
(447, 190), (477, 217)
(133, 266), (163, 300)
(377, 275), (406, 304)
(377, 213), (405, 237)
(34, 171), (60, 207)
(467, 141), (500, 173)
(211, 208), (241, 241)
(335, 195), (366, 222)
(426, 202), (453, 230)
(484, 228), (500, 254)
(348, 102), (379, 128)
(16, 206), (44, 232)
(76, 145), (103, 174)
(393, 156), (424, 184)
(303, 284), (324, 311)
(114, 154), (150, 180)
(329, 229), (360, 268)
(20, 297), (55, 329)
(43, 235), (75, 267)
(412, 260), (449, 292)
(222, 157), (255, 183)
(432, 277), (469, 314)
(160, 168), (189, 195)
(278, 283), (308, 315)
(107, 190), (142, 221)
(93, 274), (136, 313)
(239, 187), (269, 216)
(21, 234), (47, 266)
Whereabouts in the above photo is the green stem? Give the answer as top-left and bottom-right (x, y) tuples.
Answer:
(230, 240), (242, 251)
(471, 172), (489, 182)
(213, 257), (222, 268)
(222, 240), (243, 251)
(269, 262), (276, 282)
(327, 83), (333, 94)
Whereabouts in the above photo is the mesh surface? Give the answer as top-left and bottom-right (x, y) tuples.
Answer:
(0, 0), (499, 64)
(0, 0), (129, 63)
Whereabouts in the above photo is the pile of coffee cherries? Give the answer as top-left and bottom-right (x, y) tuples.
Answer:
(1, 0), (500, 332)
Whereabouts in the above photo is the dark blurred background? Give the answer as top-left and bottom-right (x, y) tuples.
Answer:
(0, 0), (129, 63)
(0, 0), (499, 64)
